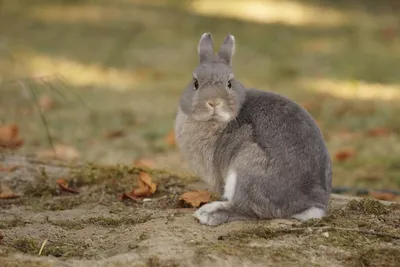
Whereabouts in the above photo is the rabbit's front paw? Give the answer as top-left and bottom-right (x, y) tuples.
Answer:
(193, 201), (230, 226)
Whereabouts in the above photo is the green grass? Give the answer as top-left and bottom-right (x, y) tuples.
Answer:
(0, 0), (400, 192)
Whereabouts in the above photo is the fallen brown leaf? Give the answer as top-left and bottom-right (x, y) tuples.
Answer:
(133, 158), (156, 169)
(37, 144), (80, 161)
(369, 192), (397, 201)
(38, 95), (56, 111)
(380, 26), (397, 41)
(105, 130), (125, 139)
(120, 172), (157, 200)
(334, 149), (356, 162)
(164, 130), (176, 147)
(0, 124), (24, 149)
(179, 190), (211, 208)
(56, 179), (79, 194)
(136, 172), (157, 195)
(367, 127), (391, 137)
(0, 184), (20, 199)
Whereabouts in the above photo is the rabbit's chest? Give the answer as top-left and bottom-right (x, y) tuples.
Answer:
(175, 111), (225, 188)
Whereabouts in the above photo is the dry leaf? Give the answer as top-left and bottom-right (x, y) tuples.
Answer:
(105, 130), (125, 139)
(0, 184), (20, 199)
(164, 130), (176, 147)
(133, 158), (156, 169)
(334, 149), (356, 162)
(39, 95), (56, 110)
(37, 144), (80, 161)
(120, 172), (157, 200)
(381, 26), (397, 41)
(56, 179), (79, 194)
(179, 191), (211, 208)
(0, 124), (24, 149)
(369, 192), (397, 201)
(367, 127), (391, 137)
(137, 172), (157, 195)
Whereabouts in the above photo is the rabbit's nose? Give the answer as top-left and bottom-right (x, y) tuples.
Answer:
(206, 99), (221, 108)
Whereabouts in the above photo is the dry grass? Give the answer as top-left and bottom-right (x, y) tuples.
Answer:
(0, 0), (399, 192)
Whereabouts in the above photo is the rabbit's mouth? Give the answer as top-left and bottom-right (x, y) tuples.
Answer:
(211, 112), (231, 122)
(199, 111), (232, 122)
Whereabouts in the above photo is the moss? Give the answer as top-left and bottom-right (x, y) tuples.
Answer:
(42, 240), (88, 259)
(45, 197), (83, 211)
(388, 202), (400, 211)
(357, 247), (400, 267)
(225, 226), (290, 240)
(11, 238), (39, 254)
(195, 243), (314, 266)
(23, 168), (58, 197)
(0, 217), (26, 229)
(144, 256), (180, 267)
(347, 199), (389, 215)
(0, 258), (53, 267)
(86, 214), (151, 227)
(65, 163), (197, 197)
(48, 219), (86, 230)
(49, 213), (152, 230)
(321, 231), (381, 250)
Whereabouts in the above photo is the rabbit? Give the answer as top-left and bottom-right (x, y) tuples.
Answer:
(174, 33), (332, 226)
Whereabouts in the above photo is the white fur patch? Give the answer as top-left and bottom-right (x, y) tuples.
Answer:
(292, 207), (325, 221)
(223, 169), (237, 201)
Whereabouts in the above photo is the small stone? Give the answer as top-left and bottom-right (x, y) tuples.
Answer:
(322, 232), (329, 238)
(143, 198), (152, 202)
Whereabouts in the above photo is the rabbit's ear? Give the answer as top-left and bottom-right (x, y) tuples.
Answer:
(198, 33), (214, 64)
(218, 34), (235, 66)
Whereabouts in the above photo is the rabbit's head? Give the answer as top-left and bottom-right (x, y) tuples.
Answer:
(179, 33), (246, 122)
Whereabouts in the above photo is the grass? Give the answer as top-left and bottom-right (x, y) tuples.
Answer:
(0, 0), (399, 193)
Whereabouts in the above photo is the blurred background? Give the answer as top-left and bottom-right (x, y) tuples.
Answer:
(1, 0), (400, 199)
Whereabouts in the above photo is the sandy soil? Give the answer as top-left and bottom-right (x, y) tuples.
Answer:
(1, 152), (399, 267)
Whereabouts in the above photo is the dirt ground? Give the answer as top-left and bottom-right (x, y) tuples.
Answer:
(1, 152), (399, 267)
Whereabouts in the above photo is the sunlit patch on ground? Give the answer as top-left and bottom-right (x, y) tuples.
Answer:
(190, 0), (346, 26)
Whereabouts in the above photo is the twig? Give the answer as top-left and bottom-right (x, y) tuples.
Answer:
(38, 238), (48, 256)
(18, 80), (56, 155)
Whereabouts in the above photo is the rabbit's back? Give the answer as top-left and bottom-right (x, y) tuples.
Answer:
(213, 88), (332, 214)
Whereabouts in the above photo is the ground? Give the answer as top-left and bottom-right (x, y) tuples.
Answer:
(0, 153), (399, 267)
(1, 0), (400, 266)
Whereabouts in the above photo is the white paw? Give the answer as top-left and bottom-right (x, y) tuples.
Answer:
(292, 207), (326, 221)
(193, 201), (228, 226)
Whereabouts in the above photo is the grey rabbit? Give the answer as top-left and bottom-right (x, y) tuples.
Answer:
(174, 33), (332, 226)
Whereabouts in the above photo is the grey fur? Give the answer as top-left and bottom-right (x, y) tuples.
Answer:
(175, 33), (332, 226)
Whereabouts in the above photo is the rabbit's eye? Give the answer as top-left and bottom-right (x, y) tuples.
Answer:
(227, 80), (232, 89)
(193, 79), (199, 90)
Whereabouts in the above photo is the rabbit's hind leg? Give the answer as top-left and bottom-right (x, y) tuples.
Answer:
(193, 169), (256, 226)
